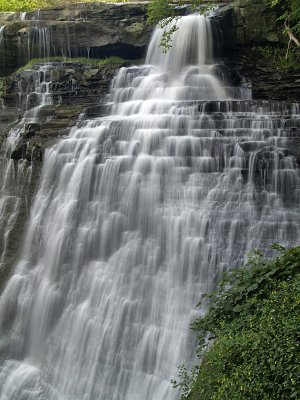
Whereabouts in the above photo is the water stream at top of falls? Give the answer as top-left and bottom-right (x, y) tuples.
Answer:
(0, 14), (299, 400)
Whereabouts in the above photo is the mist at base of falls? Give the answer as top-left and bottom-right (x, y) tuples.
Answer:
(0, 14), (299, 400)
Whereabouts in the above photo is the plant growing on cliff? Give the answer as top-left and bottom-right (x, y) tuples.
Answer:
(263, 0), (300, 57)
(147, 0), (215, 51)
(173, 245), (300, 400)
(252, 45), (300, 71)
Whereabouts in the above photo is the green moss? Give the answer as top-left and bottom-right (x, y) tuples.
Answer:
(252, 45), (300, 71)
(16, 56), (126, 73)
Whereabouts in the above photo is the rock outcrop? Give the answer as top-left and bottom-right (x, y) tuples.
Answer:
(0, 2), (150, 75)
(0, 60), (121, 270)
(1, 0), (299, 101)
(217, 0), (300, 101)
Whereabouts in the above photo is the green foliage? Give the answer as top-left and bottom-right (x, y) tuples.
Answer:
(0, 0), (128, 12)
(174, 246), (300, 400)
(158, 18), (179, 53)
(147, 0), (178, 53)
(147, 0), (299, 53)
(146, 0), (174, 26)
(264, 0), (300, 34)
(146, 0), (215, 52)
(16, 56), (126, 72)
(171, 365), (200, 400)
(0, 78), (4, 97)
(0, 0), (44, 12)
(253, 45), (300, 70)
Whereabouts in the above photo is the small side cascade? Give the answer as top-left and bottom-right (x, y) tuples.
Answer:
(0, 14), (299, 400)
(0, 26), (5, 65)
(0, 64), (55, 263)
(18, 8), (92, 63)
(26, 10), (51, 61)
(0, 27), (4, 109)
(0, 26), (4, 46)
(20, 12), (27, 21)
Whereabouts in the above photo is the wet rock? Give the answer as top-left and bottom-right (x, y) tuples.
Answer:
(26, 143), (44, 162)
(0, 3), (150, 75)
(23, 123), (40, 139)
(11, 143), (27, 160)
(83, 68), (102, 80)
(216, 0), (300, 101)
(3, 62), (121, 108)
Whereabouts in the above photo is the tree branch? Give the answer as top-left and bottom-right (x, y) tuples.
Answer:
(284, 21), (300, 59)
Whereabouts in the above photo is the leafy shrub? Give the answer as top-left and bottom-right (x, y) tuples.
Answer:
(174, 246), (300, 400)
(253, 45), (300, 70)
(265, 0), (300, 34)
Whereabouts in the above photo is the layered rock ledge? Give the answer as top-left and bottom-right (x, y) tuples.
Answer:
(0, 2), (150, 75)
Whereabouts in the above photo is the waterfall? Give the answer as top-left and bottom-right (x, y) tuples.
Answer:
(0, 65), (54, 262)
(27, 19), (51, 62)
(0, 14), (299, 400)
(20, 12), (27, 21)
(0, 26), (4, 47)
(0, 26), (4, 64)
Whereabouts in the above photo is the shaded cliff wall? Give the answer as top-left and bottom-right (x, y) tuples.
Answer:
(217, 0), (300, 101)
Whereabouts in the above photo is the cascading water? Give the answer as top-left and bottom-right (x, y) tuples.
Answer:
(0, 64), (54, 263)
(20, 12), (27, 21)
(0, 26), (4, 47)
(0, 26), (4, 66)
(26, 10), (51, 62)
(0, 14), (299, 400)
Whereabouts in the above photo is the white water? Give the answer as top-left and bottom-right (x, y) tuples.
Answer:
(0, 26), (4, 44)
(0, 65), (54, 262)
(0, 14), (299, 400)
(0, 26), (4, 57)
(27, 25), (51, 61)
(20, 12), (27, 21)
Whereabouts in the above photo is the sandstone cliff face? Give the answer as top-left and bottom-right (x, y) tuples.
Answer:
(0, 2), (150, 75)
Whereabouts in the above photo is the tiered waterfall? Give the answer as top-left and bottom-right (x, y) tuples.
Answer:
(0, 14), (299, 400)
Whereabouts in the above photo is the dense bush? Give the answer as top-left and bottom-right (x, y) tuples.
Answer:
(0, 0), (45, 11)
(173, 246), (300, 400)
